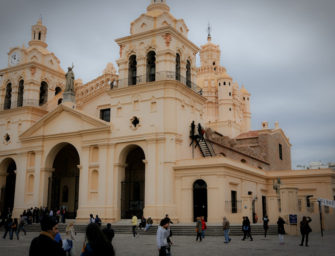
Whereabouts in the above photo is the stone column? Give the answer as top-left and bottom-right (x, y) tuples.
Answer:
(207, 182), (219, 222)
(11, 81), (18, 107)
(156, 49), (175, 74)
(105, 144), (115, 221)
(116, 59), (128, 88)
(143, 139), (157, 219)
(98, 145), (108, 217)
(76, 147), (89, 220)
(180, 185), (192, 223)
(280, 186), (299, 235)
(33, 151), (42, 206)
(267, 194), (280, 225)
(113, 163), (126, 221)
(24, 79), (40, 106)
(137, 55), (146, 81)
(39, 168), (54, 208)
(12, 153), (27, 218)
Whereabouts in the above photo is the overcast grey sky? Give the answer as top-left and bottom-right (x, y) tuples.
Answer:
(0, 0), (334, 168)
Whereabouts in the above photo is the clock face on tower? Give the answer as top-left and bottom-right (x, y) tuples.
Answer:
(9, 50), (21, 66)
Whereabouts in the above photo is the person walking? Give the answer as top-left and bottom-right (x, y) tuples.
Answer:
(102, 223), (115, 243)
(10, 218), (19, 240)
(277, 216), (286, 245)
(80, 223), (114, 256)
(156, 218), (170, 256)
(195, 217), (202, 242)
(17, 215), (27, 237)
(131, 214), (138, 237)
(201, 216), (207, 239)
(29, 216), (66, 256)
(223, 217), (231, 243)
(2, 216), (13, 239)
(242, 216), (253, 241)
(63, 222), (76, 255)
(163, 214), (173, 242)
(263, 215), (269, 237)
(299, 216), (312, 247)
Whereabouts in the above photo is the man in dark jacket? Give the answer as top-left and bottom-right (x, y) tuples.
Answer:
(300, 216), (312, 247)
(103, 223), (115, 243)
(29, 216), (65, 256)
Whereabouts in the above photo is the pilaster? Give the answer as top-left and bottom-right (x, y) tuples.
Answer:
(76, 147), (89, 219)
(33, 151), (42, 206)
(39, 167), (54, 208)
(12, 153), (27, 217)
(241, 195), (253, 221)
(280, 186), (299, 235)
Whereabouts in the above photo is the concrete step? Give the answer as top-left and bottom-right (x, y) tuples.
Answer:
(8, 224), (277, 236)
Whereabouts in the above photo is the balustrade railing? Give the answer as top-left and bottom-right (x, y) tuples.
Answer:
(0, 99), (42, 111)
(111, 71), (202, 95)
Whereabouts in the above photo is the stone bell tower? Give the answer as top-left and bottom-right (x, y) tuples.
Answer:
(197, 30), (251, 138)
(115, 0), (199, 88)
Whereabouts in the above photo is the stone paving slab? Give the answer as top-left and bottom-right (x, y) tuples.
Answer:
(1, 230), (334, 255)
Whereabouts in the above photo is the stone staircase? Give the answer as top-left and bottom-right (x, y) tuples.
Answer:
(9, 223), (277, 236)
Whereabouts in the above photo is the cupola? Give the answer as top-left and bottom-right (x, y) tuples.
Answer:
(29, 18), (48, 48)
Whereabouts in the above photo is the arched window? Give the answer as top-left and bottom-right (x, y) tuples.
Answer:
(38, 32), (41, 40)
(55, 86), (61, 95)
(176, 53), (181, 81)
(186, 60), (191, 88)
(4, 83), (12, 110)
(17, 80), (24, 107)
(128, 55), (137, 85)
(39, 81), (48, 106)
(147, 51), (156, 82)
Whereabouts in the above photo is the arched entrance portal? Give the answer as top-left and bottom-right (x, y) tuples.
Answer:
(48, 144), (79, 219)
(193, 179), (207, 221)
(121, 147), (145, 219)
(0, 159), (16, 217)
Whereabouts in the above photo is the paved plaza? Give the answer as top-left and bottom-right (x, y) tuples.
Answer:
(1, 229), (335, 256)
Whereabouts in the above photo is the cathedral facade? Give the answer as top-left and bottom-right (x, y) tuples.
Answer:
(0, 0), (334, 234)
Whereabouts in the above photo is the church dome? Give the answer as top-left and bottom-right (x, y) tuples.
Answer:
(146, 0), (170, 15)
(219, 72), (232, 80)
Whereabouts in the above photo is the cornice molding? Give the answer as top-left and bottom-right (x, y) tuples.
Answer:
(115, 26), (199, 53)
(0, 61), (65, 78)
